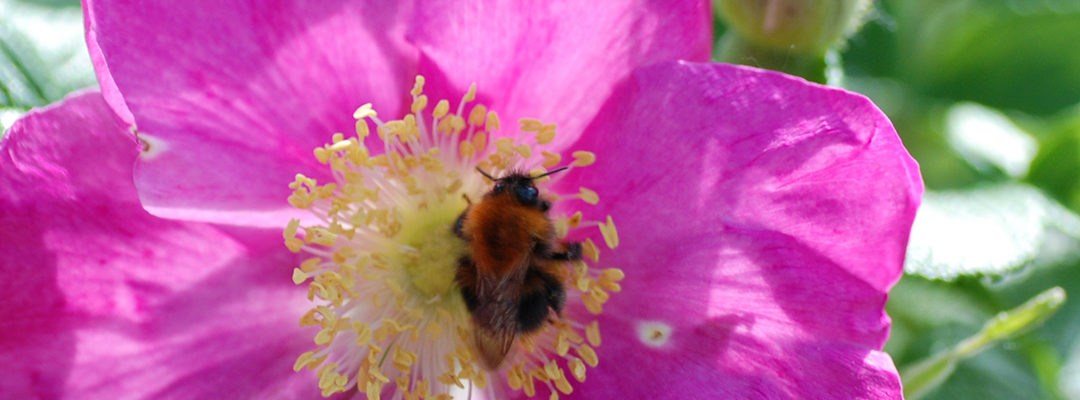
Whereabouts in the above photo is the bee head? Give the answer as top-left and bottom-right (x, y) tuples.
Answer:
(476, 167), (568, 209)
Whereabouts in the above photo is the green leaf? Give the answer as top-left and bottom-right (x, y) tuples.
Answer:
(904, 184), (1080, 280)
(0, 0), (96, 110)
(985, 259), (1080, 398)
(944, 103), (1038, 179)
(901, 287), (1066, 399)
(889, 0), (1080, 115)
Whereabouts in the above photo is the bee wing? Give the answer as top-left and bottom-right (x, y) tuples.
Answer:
(470, 255), (531, 369)
(472, 324), (517, 369)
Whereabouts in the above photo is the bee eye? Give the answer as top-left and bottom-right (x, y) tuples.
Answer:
(493, 182), (506, 192)
(514, 185), (539, 203)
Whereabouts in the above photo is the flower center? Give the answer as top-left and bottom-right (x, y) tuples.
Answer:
(284, 76), (624, 399)
(394, 202), (466, 298)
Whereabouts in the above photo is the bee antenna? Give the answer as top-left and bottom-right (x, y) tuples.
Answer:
(475, 167), (497, 181)
(530, 166), (569, 179)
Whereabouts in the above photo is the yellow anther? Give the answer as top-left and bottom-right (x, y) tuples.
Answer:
(486, 110), (501, 131)
(601, 268), (625, 282)
(555, 333), (570, 356)
(562, 326), (584, 344)
(572, 260), (589, 280)
(494, 137), (514, 155)
(530, 366), (550, 383)
(300, 257), (322, 272)
(369, 366), (390, 384)
(460, 140), (476, 160)
(572, 151), (596, 167)
(450, 115), (466, 134)
(437, 372), (464, 388)
(472, 131), (488, 154)
(314, 306), (337, 325)
(535, 125), (556, 144)
(554, 218), (569, 239)
(411, 95), (428, 113)
(577, 187), (599, 205)
(313, 147), (331, 164)
(356, 120), (370, 139)
(507, 365), (523, 390)
(411, 76), (425, 97)
(567, 357), (587, 382)
(284, 219), (304, 252)
(589, 286), (610, 304)
(519, 118), (544, 131)
(317, 363), (348, 396)
(514, 144), (532, 159)
(354, 321), (373, 346)
(354, 103), (377, 119)
(433, 99), (450, 119)
(582, 238), (600, 263)
(541, 151), (562, 168)
(292, 268), (310, 284)
(598, 280), (622, 293)
(576, 276), (591, 294)
(365, 381), (384, 400)
(293, 350), (327, 371)
(547, 363), (573, 394)
(522, 369), (537, 397)
(599, 215), (619, 249)
(463, 83), (477, 103)
(315, 327), (338, 346)
(586, 321), (601, 347)
(469, 104), (487, 126)
(393, 347), (418, 372)
(578, 345), (599, 367)
(567, 211), (583, 227)
(298, 309), (319, 327)
(583, 295), (603, 314)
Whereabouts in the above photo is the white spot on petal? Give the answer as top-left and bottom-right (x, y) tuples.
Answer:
(637, 321), (672, 348)
(137, 132), (168, 160)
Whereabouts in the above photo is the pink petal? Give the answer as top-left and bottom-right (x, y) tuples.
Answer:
(548, 62), (919, 397)
(83, 0), (418, 226)
(407, 0), (712, 151)
(0, 92), (317, 398)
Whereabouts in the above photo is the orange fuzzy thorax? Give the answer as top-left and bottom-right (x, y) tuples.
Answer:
(461, 193), (553, 277)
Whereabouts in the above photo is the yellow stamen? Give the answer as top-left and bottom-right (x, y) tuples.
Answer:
(433, 99), (450, 119)
(285, 76), (621, 399)
(520, 118), (544, 131)
(599, 215), (619, 249)
(354, 103), (377, 119)
(535, 125), (556, 145)
(577, 187), (599, 205)
(485, 111), (501, 131)
(571, 151), (596, 167)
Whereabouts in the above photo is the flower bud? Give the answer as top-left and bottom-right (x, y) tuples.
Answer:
(717, 0), (873, 55)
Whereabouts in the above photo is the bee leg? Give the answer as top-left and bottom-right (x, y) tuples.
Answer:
(452, 210), (468, 240)
(456, 256), (480, 313)
(545, 272), (566, 315)
(548, 242), (582, 261)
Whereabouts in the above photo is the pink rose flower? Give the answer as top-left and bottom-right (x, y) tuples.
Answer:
(1, 1), (921, 399)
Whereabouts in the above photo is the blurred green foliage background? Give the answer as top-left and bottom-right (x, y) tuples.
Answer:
(844, 2), (1080, 399)
(3, 0), (1079, 398)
